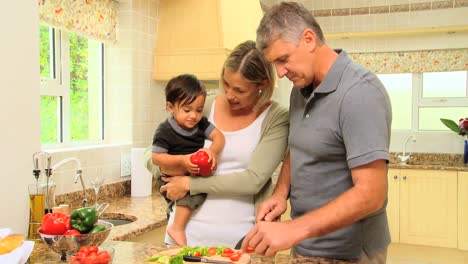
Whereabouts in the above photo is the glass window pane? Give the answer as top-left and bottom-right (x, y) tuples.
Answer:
(41, 96), (60, 143)
(422, 71), (467, 98)
(69, 33), (103, 141)
(39, 26), (54, 80)
(377, 73), (412, 130)
(419, 107), (468, 131)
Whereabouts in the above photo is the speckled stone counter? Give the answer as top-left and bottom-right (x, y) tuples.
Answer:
(30, 187), (356, 263)
(29, 240), (357, 264)
(30, 151), (467, 263)
(389, 152), (468, 171)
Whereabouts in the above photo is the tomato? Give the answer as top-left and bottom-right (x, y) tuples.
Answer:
(229, 252), (242, 261)
(207, 247), (217, 256)
(71, 247), (112, 264)
(193, 251), (201, 257)
(64, 229), (81, 236)
(88, 246), (99, 254)
(190, 150), (212, 176)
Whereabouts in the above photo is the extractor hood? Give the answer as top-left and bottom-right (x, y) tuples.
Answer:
(152, 0), (263, 81)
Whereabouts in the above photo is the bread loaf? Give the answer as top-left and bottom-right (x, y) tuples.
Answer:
(0, 234), (24, 255)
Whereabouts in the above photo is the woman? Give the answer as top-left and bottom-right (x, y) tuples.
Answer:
(144, 40), (289, 247)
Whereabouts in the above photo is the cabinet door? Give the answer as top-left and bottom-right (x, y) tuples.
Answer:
(400, 169), (457, 248)
(387, 168), (400, 243)
(459, 171), (468, 250)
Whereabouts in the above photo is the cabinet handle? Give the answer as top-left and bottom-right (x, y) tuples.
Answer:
(393, 175), (398, 180)
(403, 176), (407, 180)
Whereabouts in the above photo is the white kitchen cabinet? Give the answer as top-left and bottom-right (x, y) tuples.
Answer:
(387, 169), (457, 248)
(458, 171), (468, 250)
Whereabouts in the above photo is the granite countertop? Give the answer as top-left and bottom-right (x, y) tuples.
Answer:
(29, 153), (467, 263)
(388, 152), (468, 171)
(29, 190), (357, 264)
(389, 163), (468, 171)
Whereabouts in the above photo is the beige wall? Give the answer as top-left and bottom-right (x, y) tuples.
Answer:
(0, 1), (41, 234)
(44, 0), (167, 196)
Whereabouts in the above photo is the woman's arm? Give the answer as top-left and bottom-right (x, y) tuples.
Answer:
(190, 103), (289, 196)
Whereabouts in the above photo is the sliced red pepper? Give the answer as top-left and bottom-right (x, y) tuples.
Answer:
(221, 252), (233, 257)
(229, 252), (242, 261)
(193, 251), (201, 257)
(245, 246), (255, 253)
(223, 248), (234, 254)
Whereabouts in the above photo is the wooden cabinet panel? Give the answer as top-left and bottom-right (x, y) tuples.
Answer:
(399, 169), (457, 248)
(458, 171), (468, 250)
(387, 168), (400, 243)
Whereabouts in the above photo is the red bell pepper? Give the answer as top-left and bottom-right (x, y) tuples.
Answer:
(190, 150), (213, 176)
(40, 212), (71, 235)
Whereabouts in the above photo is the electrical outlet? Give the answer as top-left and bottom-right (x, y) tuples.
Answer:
(120, 152), (132, 177)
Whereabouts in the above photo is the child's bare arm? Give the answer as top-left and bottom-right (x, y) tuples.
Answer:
(201, 128), (225, 170)
(152, 152), (198, 175)
(207, 127), (225, 156)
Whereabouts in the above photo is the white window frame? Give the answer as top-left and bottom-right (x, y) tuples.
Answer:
(391, 71), (468, 153)
(40, 27), (105, 148)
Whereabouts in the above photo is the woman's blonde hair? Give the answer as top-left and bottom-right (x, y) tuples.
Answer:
(221, 40), (275, 111)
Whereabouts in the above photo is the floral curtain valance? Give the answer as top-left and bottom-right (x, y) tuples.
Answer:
(38, 0), (117, 43)
(350, 49), (468, 74)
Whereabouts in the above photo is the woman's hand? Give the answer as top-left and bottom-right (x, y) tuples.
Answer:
(160, 176), (190, 201)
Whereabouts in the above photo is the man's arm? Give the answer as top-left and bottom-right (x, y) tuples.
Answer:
(242, 159), (387, 256)
(292, 159), (387, 237)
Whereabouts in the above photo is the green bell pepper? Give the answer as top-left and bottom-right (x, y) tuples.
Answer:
(88, 224), (107, 234)
(70, 207), (98, 233)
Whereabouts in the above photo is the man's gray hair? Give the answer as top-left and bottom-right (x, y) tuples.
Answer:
(256, 1), (325, 50)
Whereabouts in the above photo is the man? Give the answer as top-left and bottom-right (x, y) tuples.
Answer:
(241, 2), (392, 263)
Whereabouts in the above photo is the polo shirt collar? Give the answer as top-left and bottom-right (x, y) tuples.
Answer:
(300, 49), (350, 98)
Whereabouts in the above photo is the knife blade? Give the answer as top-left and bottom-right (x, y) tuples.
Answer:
(183, 255), (233, 264)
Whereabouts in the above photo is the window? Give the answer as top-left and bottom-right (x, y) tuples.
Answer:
(378, 71), (468, 132)
(39, 25), (104, 145)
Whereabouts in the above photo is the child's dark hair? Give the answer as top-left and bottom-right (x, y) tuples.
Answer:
(165, 74), (207, 106)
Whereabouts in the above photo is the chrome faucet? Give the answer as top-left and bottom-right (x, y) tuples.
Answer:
(395, 135), (416, 164)
(51, 157), (88, 207)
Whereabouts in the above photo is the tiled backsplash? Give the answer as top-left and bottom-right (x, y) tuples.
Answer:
(350, 48), (468, 73)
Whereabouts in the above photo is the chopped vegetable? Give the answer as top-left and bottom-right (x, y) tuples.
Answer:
(146, 246), (239, 263)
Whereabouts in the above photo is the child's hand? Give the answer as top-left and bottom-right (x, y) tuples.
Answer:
(200, 148), (218, 172)
(182, 154), (199, 175)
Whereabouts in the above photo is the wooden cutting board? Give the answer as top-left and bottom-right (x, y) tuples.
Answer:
(151, 247), (250, 264)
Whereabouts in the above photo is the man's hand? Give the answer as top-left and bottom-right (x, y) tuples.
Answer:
(256, 194), (287, 223)
(241, 221), (300, 257)
(160, 176), (190, 201)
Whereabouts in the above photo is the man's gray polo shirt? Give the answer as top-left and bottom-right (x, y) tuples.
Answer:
(288, 50), (392, 259)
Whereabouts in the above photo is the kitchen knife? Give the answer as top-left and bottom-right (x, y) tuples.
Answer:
(183, 255), (233, 264)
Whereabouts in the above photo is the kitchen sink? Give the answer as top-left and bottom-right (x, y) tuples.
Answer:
(100, 218), (134, 226)
(99, 212), (137, 226)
